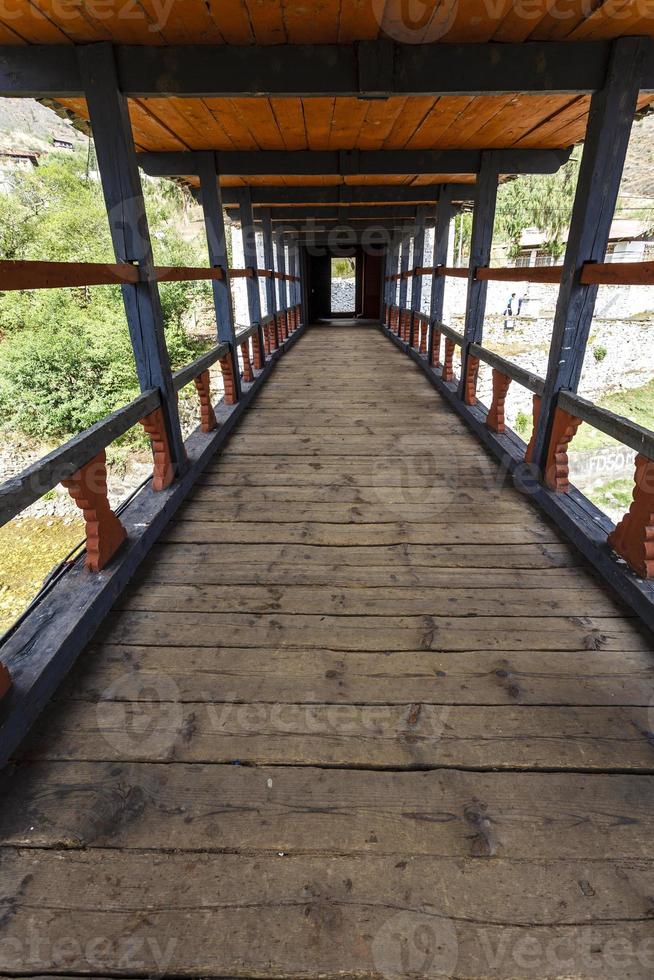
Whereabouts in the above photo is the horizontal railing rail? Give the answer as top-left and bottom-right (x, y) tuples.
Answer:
(388, 260), (654, 288)
(0, 260), (303, 292)
(470, 342), (545, 395)
(0, 387), (160, 528)
(558, 390), (654, 459)
(172, 342), (230, 392)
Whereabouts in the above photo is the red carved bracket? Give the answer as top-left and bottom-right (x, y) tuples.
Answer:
(140, 407), (176, 492)
(252, 330), (265, 370)
(524, 398), (582, 491)
(544, 406), (583, 491)
(62, 450), (127, 571)
(442, 338), (456, 381)
(0, 662), (12, 700)
(240, 340), (254, 382)
(219, 354), (238, 405)
(431, 329), (441, 367)
(609, 454), (654, 578)
(463, 354), (480, 406)
(524, 394), (541, 464)
(419, 319), (428, 355)
(486, 370), (511, 433)
(193, 369), (217, 432)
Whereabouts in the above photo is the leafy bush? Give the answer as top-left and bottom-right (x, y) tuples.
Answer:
(515, 410), (531, 435)
(593, 345), (607, 363)
(0, 147), (211, 441)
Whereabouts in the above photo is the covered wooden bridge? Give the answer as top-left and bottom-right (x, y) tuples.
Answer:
(3, 4), (654, 978)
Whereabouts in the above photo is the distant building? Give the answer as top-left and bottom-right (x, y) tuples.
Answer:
(509, 217), (654, 266)
(53, 137), (74, 151)
(0, 149), (40, 192)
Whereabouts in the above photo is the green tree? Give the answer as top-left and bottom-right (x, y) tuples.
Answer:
(0, 146), (210, 440)
(495, 156), (581, 258)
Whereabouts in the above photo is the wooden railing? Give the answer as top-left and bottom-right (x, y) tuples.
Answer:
(387, 261), (654, 287)
(383, 259), (654, 589)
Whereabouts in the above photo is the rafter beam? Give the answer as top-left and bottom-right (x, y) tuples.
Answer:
(140, 148), (572, 179)
(4, 40), (653, 98)
(228, 205), (423, 222)
(219, 185), (473, 206)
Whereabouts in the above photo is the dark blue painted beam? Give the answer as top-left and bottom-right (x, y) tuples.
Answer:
(235, 187), (263, 327)
(198, 151), (241, 401)
(8, 40), (652, 97)
(77, 43), (187, 476)
(139, 148), (573, 179)
(259, 209), (278, 319)
(531, 37), (648, 471)
(430, 187), (456, 324)
(221, 184), (475, 205)
(458, 151), (500, 398)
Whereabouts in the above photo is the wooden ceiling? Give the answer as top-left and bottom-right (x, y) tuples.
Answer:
(8, 2), (654, 189)
(4, 1), (654, 46)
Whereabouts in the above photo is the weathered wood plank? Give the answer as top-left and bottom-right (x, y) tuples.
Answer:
(162, 520), (562, 545)
(148, 540), (581, 568)
(21, 700), (654, 771)
(58, 644), (654, 707)
(2, 764), (654, 858)
(118, 583), (625, 618)
(99, 611), (647, 652)
(1, 850), (653, 978)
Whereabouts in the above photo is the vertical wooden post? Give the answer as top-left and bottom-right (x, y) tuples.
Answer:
(276, 233), (288, 314)
(78, 43), (186, 477)
(235, 187), (263, 331)
(197, 151), (241, 400)
(430, 187), (454, 325)
(409, 206), (429, 346)
(458, 151), (500, 399)
(531, 37), (647, 473)
(260, 208), (278, 321)
(398, 236), (410, 312)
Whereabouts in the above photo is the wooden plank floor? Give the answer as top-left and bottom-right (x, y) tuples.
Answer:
(2, 322), (654, 979)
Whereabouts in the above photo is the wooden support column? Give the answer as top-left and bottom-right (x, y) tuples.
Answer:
(276, 233), (289, 339)
(198, 151), (241, 400)
(531, 37), (647, 472)
(235, 187), (263, 330)
(410, 206), (428, 314)
(458, 151), (500, 399)
(398, 236), (410, 311)
(78, 43), (186, 478)
(260, 208), (278, 320)
(430, 187), (454, 324)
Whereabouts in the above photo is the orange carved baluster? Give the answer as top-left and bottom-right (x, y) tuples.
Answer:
(431, 329), (441, 367)
(486, 370), (511, 433)
(544, 406), (583, 492)
(419, 318), (428, 354)
(463, 354), (480, 406)
(62, 450), (127, 570)
(442, 338), (456, 381)
(524, 395), (541, 463)
(193, 369), (217, 433)
(608, 454), (654, 578)
(219, 354), (237, 405)
(140, 407), (176, 492)
(252, 329), (265, 370)
(241, 340), (254, 382)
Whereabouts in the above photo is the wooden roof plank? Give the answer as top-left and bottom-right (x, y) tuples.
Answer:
(244, 0), (287, 44)
(205, 0), (255, 44)
(282, 0), (343, 43)
(138, 0), (225, 44)
(27, 0), (113, 42)
(337, 0), (381, 42)
(269, 97), (308, 150)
